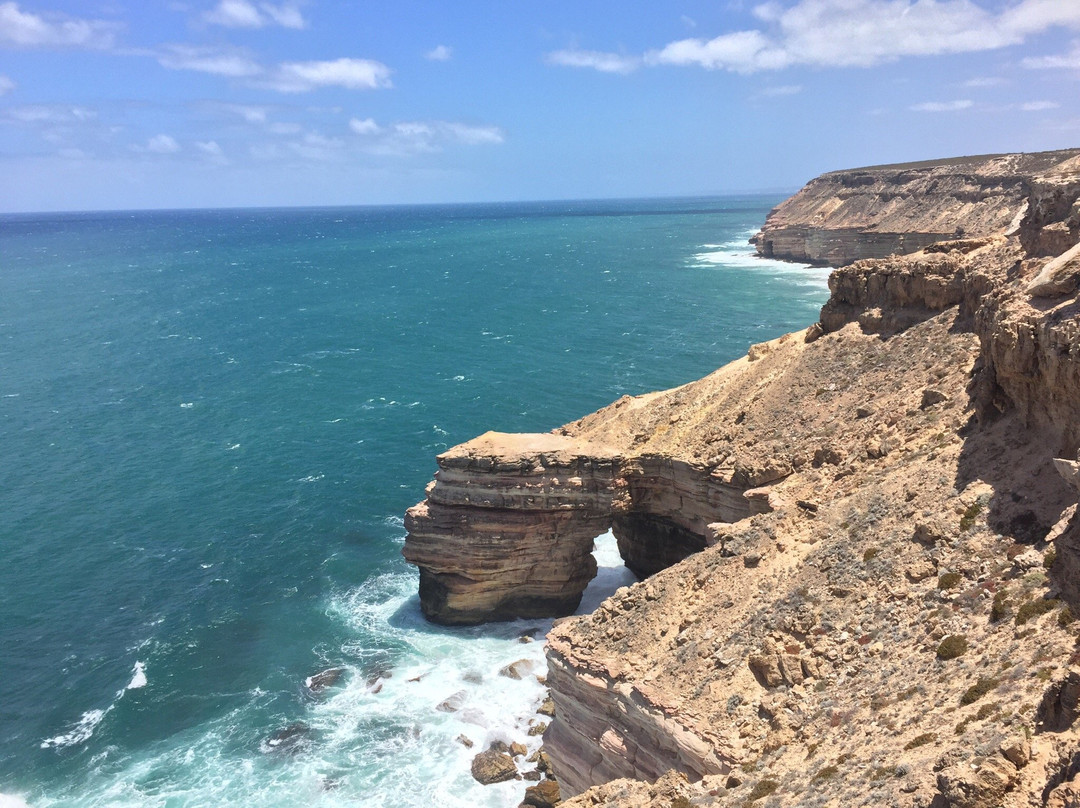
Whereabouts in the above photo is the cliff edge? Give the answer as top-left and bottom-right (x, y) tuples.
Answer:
(402, 148), (1080, 807)
(751, 149), (1080, 267)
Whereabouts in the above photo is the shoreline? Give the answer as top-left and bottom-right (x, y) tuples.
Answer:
(402, 148), (1080, 806)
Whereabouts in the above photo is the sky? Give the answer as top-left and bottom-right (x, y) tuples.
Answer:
(1, 0), (1079, 212)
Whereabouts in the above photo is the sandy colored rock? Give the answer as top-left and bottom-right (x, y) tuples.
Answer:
(522, 779), (561, 808)
(471, 749), (518, 785)
(752, 148), (1080, 267)
(1028, 241), (1080, 297)
(409, 150), (1080, 806)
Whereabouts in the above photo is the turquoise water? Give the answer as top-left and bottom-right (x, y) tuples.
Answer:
(0, 199), (828, 807)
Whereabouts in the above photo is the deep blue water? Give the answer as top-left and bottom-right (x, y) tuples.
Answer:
(0, 198), (828, 807)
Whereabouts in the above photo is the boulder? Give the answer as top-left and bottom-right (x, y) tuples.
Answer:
(1027, 241), (1080, 298)
(522, 779), (561, 808)
(471, 750), (518, 785)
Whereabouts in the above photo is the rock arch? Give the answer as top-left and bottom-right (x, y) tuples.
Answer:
(402, 432), (769, 624)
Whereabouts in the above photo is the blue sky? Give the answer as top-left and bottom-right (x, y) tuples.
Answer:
(1, 0), (1079, 212)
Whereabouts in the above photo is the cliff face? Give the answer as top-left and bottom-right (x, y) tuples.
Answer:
(402, 149), (1080, 807)
(752, 149), (1080, 267)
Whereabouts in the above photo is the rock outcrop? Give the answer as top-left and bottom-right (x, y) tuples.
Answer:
(404, 149), (1080, 806)
(402, 433), (623, 624)
(402, 431), (772, 624)
(752, 149), (1080, 267)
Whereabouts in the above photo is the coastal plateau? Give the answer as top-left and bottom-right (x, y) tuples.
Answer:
(402, 148), (1080, 807)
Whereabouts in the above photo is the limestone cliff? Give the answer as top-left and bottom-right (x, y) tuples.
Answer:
(402, 148), (1080, 807)
(751, 149), (1080, 267)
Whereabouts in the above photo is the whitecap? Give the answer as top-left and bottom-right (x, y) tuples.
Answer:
(688, 237), (831, 289)
(0, 793), (31, 808)
(41, 708), (109, 749)
(126, 661), (147, 690)
(226, 443), (240, 450)
(298, 474), (325, 483)
(180, 402), (194, 409)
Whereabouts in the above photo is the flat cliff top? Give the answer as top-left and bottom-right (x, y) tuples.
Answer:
(751, 147), (1080, 267)
(821, 148), (1080, 179)
(438, 430), (619, 465)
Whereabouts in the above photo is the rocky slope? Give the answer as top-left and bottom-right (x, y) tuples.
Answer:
(402, 148), (1080, 806)
(751, 149), (1080, 267)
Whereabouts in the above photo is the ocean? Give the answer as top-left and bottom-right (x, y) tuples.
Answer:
(0, 198), (828, 807)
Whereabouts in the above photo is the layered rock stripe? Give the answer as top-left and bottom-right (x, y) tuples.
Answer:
(402, 148), (1080, 806)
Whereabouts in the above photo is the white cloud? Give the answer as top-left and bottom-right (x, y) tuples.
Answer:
(0, 74), (14, 94)
(349, 117), (380, 135)
(557, 0), (1080, 75)
(268, 121), (302, 134)
(648, 30), (788, 72)
(220, 103), (269, 123)
(262, 58), (392, 92)
(146, 134), (181, 153)
(425, 44), (452, 61)
(759, 83), (802, 96)
(998, 0), (1080, 38)
(195, 140), (228, 163)
(1024, 42), (1080, 70)
(963, 76), (1008, 87)
(910, 99), (974, 112)
(343, 118), (505, 155)
(204, 0), (305, 29)
(1020, 100), (1060, 111)
(259, 2), (304, 28)
(441, 122), (504, 145)
(545, 48), (640, 74)
(0, 1), (120, 49)
(157, 44), (261, 77)
(3, 104), (95, 123)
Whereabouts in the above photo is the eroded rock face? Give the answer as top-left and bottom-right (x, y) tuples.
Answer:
(405, 149), (1080, 805)
(402, 432), (623, 625)
(402, 432), (771, 623)
(752, 149), (1080, 267)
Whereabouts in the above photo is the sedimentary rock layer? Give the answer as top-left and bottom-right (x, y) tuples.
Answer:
(401, 432), (623, 624)
(404, 148), (1080, 806)
(752, 148), (1080, 267)
(402, 434), (771, 623)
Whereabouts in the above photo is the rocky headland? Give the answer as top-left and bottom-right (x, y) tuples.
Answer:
(403, 148), (1080, 807)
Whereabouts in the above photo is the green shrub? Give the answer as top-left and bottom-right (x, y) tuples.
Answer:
(938, 572), (963, 590)
(1015, 598), (1059, 626)
(959, 502), (982, 531)
(975, 702), (999, 720)
(961, 677), (1000, 705)
(812, 765), (839, 782)
(1059, 606), (1075, 627)
(746, 779), (779, 803)
(936, 635), (968, 660)
(991, 590), (1010, 622)
(904, 732), (936, 750)
(1045, 548), (1058, 569)
(863, 546), (881, 563)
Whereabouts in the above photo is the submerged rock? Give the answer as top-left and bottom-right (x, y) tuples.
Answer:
(262, 722), (311, 755)
(304, 667), (344, 694)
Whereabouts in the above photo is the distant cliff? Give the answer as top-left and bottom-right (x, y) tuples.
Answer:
(751, 149), (1080, 267)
